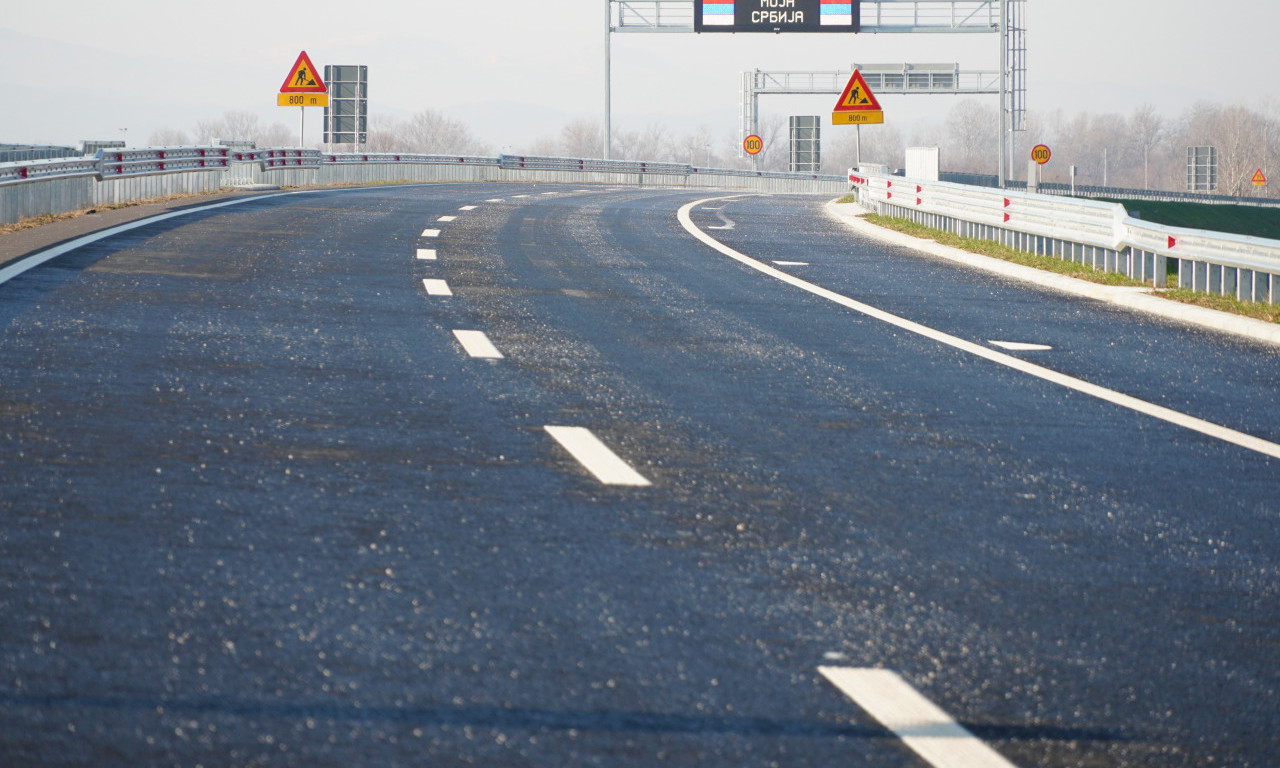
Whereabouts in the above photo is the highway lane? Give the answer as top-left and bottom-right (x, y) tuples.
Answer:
(0, 183), (1277, 767)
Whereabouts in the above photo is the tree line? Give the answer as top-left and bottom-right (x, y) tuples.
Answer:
(153, 99), (1278, 198)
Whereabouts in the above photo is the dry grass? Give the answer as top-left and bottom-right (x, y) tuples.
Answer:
(861, 213), (1145, 287)
(0, 192), (212, 236)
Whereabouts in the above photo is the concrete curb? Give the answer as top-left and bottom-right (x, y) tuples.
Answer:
(824, 200), (1280, 349)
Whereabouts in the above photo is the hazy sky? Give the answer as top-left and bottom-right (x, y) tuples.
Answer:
(2, 0), (1277, 150)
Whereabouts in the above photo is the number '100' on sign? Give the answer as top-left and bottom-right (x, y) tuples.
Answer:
(1032, 144), (1052, 164)
(743, 135), (764, 155)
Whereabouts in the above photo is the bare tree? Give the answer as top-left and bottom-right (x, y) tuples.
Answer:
(1127, 104), (1164, 189)
(944, 100), (997, 174)
(825, 124), (904, 173)
(190, 110), (294, 147)
(398, 109), (489, 155)
(258, 122), (295, 148)
(147, 128), (191, 146)
(559, 119), (603, 158)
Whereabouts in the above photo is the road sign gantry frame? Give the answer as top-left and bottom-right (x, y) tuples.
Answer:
(605, 0), (1027, 184)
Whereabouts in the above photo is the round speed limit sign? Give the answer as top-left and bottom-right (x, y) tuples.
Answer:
(743, 135), (764, 156)
(1031, 144), (1052, 165)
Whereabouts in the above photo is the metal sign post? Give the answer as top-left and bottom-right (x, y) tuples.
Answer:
(278, 51), (329, 147)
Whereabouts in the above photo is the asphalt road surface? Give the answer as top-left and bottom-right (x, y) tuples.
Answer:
(1, 183), (1277, 767)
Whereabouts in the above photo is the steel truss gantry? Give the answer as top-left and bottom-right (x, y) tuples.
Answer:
(740, 64), (1002, 159)
(605, 0), (1027, 184)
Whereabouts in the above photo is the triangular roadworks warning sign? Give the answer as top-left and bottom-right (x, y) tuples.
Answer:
(1253, 168), (1268, 186)
(280, 51), (327, 94)
(832, 70), (884, 125)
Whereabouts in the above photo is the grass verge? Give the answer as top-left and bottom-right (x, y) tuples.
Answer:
(852, 209), (1280, 325)
(861, 212), (1146, 287)
(1159, 289), (1280, 324)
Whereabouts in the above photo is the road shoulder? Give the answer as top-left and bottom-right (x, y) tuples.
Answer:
(824, 200), (1280, 349)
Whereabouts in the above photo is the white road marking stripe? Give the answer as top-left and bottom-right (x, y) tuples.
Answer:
(0, 194), (289, 287)
(544, 426), (651, 486)
(437, 215), (457, 222)
(422, 279), (452, 296)
(679, 197), (1280, 461)
(416, 248), (437, 260)
(708, 211), (736, 230)
(819, 667), (1019, 768)
(773, 261), (809, 267)
(459, 205), (478, 211)
(421, 229), (441, 238)
(989, 341), (1053, 351)
(452, 330), (503, 359)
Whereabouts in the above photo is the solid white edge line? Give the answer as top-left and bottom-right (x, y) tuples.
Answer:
(422, 278), (452, 296)
(0, 182), (453, 289)
(452, 329), (503, 359)
(677, 196), (1280, 462)
(0, 194), (290, 287)
(544, 426), (651, 487)
(416, 248), (437, 260)
(818, 667), (1019, 768)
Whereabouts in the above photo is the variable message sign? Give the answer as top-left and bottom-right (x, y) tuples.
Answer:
(695, 0), (860, 33)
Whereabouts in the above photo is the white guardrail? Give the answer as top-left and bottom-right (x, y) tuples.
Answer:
(851, 171), (1280, 305)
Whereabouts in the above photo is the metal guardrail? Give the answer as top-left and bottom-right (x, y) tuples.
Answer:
(0, 148), (842, 187)
(326, 153), (500, 167)
(853, 170), (1280, 304)
(229, 148), (322, 169)
(0, 156), (99, 185)
(5, 145), (1277, 307)
(98, 147), (232, 178)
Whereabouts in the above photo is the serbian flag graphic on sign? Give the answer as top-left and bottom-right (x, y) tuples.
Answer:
(702, 0), (735, 25)
(820, 0), (854, 25)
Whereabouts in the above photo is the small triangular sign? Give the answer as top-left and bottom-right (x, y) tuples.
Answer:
(280, 51), (327, 94)
(1252, 168), (1268, 186)
(834, 70), (883, 112)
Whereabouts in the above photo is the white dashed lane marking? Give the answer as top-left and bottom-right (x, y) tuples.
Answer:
(459, 205), (478, 211)
(422, 279), (453, 296)
(421, 229), (441, 238)
(416, 249), (437, 260)
(773, 261), (809, 267)
(819, 667), (1019, 768)
(452, 330), (503, 359)
(544, 426), (651, 487)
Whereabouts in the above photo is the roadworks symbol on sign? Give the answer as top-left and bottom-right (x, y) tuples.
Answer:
(280, 51), (327, 94)
(832, 70), (884, 125)
(1253, 169), (1268, 186)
